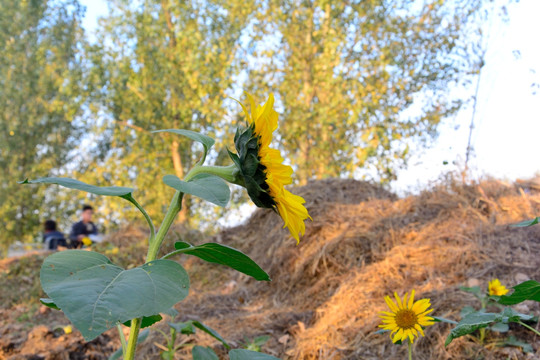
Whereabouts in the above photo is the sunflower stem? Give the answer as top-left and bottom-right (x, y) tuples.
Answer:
(408, 341), (412, 360)
(518, 320), (540, 337)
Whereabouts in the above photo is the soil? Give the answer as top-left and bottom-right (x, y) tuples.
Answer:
(1, 177), (540, 359)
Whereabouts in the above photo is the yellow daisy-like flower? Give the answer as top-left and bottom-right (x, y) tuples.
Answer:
(230, 93), (311, 243)
(379, 290), (435, 344)
(488, 279), (509, 296)
(63, 325), (72, 334)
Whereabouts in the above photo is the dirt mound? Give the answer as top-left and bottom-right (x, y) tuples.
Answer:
(185, 177), (540, 359)
(1, 177), (540, 359)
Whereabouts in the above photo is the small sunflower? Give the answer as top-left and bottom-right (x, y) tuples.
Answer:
(488, 279), (509, 296)
(379, 290), (435, 343)
(229, 93), (311, 243)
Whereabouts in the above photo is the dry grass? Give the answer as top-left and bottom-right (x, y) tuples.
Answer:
(2, 177), (540, 359)
(148, 177), (540, 359)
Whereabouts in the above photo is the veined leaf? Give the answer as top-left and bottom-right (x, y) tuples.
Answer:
(498, 280), (540, 305)
(192, 346), (219, 360)
(163, 174), (230, 207)
(123, 314), (163, 328)
(445, 312), (500, 347)
(229, 349), (280, 360)
(173, 242), (270, 281)
(153, 129), (215, 163)
(41, 250), (189, 340)
(20, 177), (133, 197)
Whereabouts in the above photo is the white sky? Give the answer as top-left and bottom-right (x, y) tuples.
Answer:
(80, 0), (540, 194)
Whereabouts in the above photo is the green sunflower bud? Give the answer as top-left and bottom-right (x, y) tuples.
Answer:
(229, 125), (276, 209)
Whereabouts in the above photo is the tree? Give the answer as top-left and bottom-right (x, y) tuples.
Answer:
(243, 0), (484, 183)
(82, 0), (256, 227)
(0, 0), (86, 252)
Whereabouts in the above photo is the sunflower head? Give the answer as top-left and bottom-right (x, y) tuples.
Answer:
(379, 290), (435, 344)
(229, 93), (311, 243)
(488, 279), (509, 296)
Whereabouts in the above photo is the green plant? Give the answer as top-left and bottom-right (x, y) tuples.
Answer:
(242, 335), (270, 352)
(22, 94), (309, 360)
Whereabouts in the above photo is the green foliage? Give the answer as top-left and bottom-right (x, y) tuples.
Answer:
(123, 315), (163, 329)
(192, 346), (219, 360)
(20, 177), (133, 197)
(0, 0), (86, 251)
(243, 335), (270, 352)
(498, 280), (540, 305)
(510, 217), (540, 227)
(245, 0), (484, 183)
(499, 335), (533, 353)
(168, 320), (230, 349)
(109, 329), (150, 360)
(172, 242), (270, 281)
(84, 0), (256, 228)
(445, 308), (535, 347)
(153, 129), (216, 164)
(163, 174), (231, 207)
(40, 250), (190, 340)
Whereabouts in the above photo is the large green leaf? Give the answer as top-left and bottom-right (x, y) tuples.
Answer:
(123, 314), (163, 328)
(229, 349), (280, 360)
(163, 174), (230, 207)
(174, 242), (270, 281)
(445, 308), (536, 347)
(510, 217), (540, 227)
(153, 129), (215, 163)
(192, 346), (219, 360)
(445, 312), (500, 346)
(498, 280), (540, 305)
(40, 298), (60, 310)
(20, 177), (133, 197)
(41, 250), (189, 340)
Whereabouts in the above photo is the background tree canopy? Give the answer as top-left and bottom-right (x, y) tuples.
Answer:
(0, 0), (491, 252)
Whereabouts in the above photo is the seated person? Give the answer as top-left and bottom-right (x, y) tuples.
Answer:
(69, 205), (98, 248)
(43, 220), (67, 250)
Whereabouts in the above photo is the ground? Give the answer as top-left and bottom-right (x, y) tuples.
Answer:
(1, 177), (540, 359)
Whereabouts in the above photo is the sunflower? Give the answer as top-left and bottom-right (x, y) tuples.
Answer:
(488, 279), (509, 296)
(229, 93), (311, 243)
(379, 290), (435, 344)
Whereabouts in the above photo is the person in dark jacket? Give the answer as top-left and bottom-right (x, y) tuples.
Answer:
(43, 220), (67, 250)
(69, 205), (98, 248)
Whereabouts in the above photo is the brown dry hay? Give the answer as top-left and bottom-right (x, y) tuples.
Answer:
(5, 177), (539, 359)
(146, 177), (540, 360)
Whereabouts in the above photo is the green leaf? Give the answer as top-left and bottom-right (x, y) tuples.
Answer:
(510, 217), (540, 227)
(41, 250), (189, 340)
(460, 306), (476, 318)
(123, 314), (163, 328)
(40, 298), (60, 310)
(500, 307), (536, 323)
(229, 349), (280, 360)
(163, 174), (230, 207)
(432, 316), (458, 325)
(168, 320), (229, 348)
(174, 242), (270, 281)
(490, 322), (509, 332)
(108, 329), (149, 360)
(20, 177), (133, 197)
(459, 286), (482, 296)
(499, 335), (533, 353)
(192, 346), (219, 360)
(153, 129), (215, 163)
(445, 312), (500, 347)
(192, 321), (230, 349)
(169, 321), (195, 335)
(498, 280), (540, 305)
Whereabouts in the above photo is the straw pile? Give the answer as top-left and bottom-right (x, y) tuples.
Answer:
(144, 177), (540, 359)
